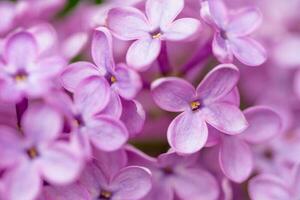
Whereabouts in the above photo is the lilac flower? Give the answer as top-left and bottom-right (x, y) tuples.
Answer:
(151, 64), (248, 154)
(200, 0), (267, 66)
(107, 0), (201, 70)
(0, 31), (65, 102)
(127, 147), (219, 200)
(0, 104), (83, 200)
(66, 76), (129, 156)
(249, 164), (300, 200)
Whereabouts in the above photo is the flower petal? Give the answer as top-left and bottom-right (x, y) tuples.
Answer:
(74, 76), (110, 118)
(107, 7), (150, 40)
(151, 77), (195, 112)
(219, 136), (253, 183)
(203, 102), (248, 135)
(196, 64), (239, 103)
(146, 0), (184, 29)
(88, 116), (128, 151)
(92, 27), (115, 72)
(167, 112), (208, 154)
(38, 142), (83, 184)
(99, 90), (122, 118)
(227, 8), (262, 36)
(212, 33), (233, 63)
(113, 64), (142, 100)
(249, 175), (290, 200)
(43, 184), (90, 200)
(126, 38), (161, 70)
(208, 0), (229, 28)
(230, 37), (267, 66)
(61, 61), (99, 93)
(112, 166), (152, 200)
(22, 104), (62, 143)
(163, 18), (201, 41)
(31, 56), (65, 79)
(4, 31), (38, 69)
(241, 106), (282, 144)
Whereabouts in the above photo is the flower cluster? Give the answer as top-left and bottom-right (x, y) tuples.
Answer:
(0, 0), (298, 199)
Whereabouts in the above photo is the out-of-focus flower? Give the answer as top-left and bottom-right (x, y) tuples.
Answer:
(151, 64), (247, 154)
(107, 0), (201, 70)
(201, 0), (267, 66)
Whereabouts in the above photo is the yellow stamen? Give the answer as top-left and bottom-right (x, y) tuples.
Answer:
(190, 101), (201, 111)
(110, 76), (117, 83)
(72, 119), (80, 127)
(15, 75), (27, 82)
(100, 190), (112, 199)
(27, 147), (38, 159)
(152, 32), (162, 39)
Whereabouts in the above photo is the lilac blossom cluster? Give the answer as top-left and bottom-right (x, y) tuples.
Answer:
(0, 0), (298, 199)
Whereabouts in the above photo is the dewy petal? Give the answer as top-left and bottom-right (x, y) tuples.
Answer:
(92, 27), (115, 72)
(120, 99), (145, 137)
(38, 142), (83, 184)
(240, 106), (282, 144)
(113, 64), (142, 100)
(227, 7), (262, 36)
(22, 104), (62, 143)
(196, 64), (239, 103)
(107, 7), (150, 40)
(230, 37), (267, 66)
(249, 175), (291, 200)
(151, 77), (195, 112)
(74, 76), (110, 118)
(173, 168), (219, 200)
(207, 0), (229, 28)
(4, 162), (41, 200)
(126, 38), (161, 70)
(4, 31), (38, 69)
(203, 102), (248, 135)
(212, 33), (233, 63)
(219, 135), (253, 183)
(112, 166), (152, 200)
(60, 61), (100, 93)
(167, 112), (208, 154)
(162, 18), (201, 41)
(146, 0), (184, 29)
(88, 115), (128, 152)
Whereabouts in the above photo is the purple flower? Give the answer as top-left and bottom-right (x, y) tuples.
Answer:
(151, 64), (248, 154)
(0, 31), (65, 102)
(107, 0), (201, 70)
(0, 104), (83, 200)
(249, 164), (300, 200)
(201, 0), (267, 66)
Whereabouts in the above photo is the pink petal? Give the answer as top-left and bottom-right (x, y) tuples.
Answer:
(227, 8), (262, 36)
(4, 31), (38, 69)
(99, 90), (122, 118)
(230, 37), (267, 66)
(120, 99), (145, 137)
(219, 136), (253, 183)
(146, 0), (184, 29)
(212, 33), (233, 63)
(203, 102), (248, 135)
(107, 7), (150, 40)
(4, 162), (42, 200)
(151, 77), (195, 112)
(38, 142), (83, 184)
(249, 175), (290, 200)
(74, 76), (110, 118)
(92, 27), (115, 72)
(208, 0), (229, 28)
(31, 56), (65, 79)
(22, 104), (62, 143)
(0, 2), (15, 34)
(162, 18), (201, 41)
(60, 61), (99, 93)
(173, 168), (219, 200)
(241, 106), (282, 144)
(62, 32), (88, 60)
(292, 164), (300, 197)
(196, 64), (239, 103)
(126, 38), (161, 70)
(88, 116), (128, 151)
(167, 112), (208, 154)
(221, 87), (240, 106)
(113, 64), (142, 100)
(112, 166), (152, 200)
(43, 184), (90, 200)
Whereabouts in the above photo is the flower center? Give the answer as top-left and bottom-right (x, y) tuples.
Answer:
(220, 30), (228, 40)
(26, 147), (39, 159)
(99, 190), (112, 200)
(190, 100), (201, 111)
(152, 32), (162, 39)
(14, 70), (28, 82)
(110, 75), (117, 84)
(73, 114), (85, 127)
(162, 167), (173, 175)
